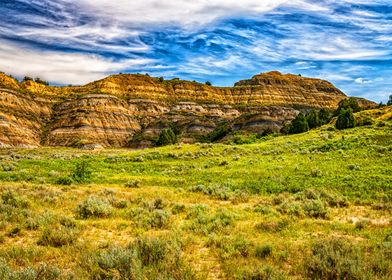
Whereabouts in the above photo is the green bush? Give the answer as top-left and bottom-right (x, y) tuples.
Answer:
(135, 237), (168, 266)
(336, 108), (356, 130)
(335, 98), (361, 115)
(256, 243), (273, 259)
(1, 190), (29, 208)
(129, 207), (171, 229)
(76, 196), (113, 219)
(0, 258), (64, 280)
(289, 113), (309, 134)
(172, 204), (186, 214)
(235, 265), (286, 280)
(1, 163), (15, 172)
(190, 184), (232, 201)
(156, 128), (177, 146)
(318, 108), (332, 125)
(188, 210), (234, 235)
(304, 238), (366, 280)
(387, 95), (392, 106)
(231, 132), (258, 145)
(34, 77), (49, 86)
(124, 180), (141, 188)
(37, 225), (79, 247)
(87, 237), (196, 280)
(72, 160), (92, 183)
(302, 200), (328, 219)
(200, 122), (231, 143)
(91, 246), (142, 280)
(306, 110), (320, 129)
(55, 176), (73, 186)
(212, 235), (253, 259)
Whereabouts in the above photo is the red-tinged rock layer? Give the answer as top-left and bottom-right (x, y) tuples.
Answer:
(44, 95), (141, 147)
(0, 71), (377, 148)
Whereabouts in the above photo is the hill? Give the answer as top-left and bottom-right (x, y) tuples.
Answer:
(0, 71), (376, 148)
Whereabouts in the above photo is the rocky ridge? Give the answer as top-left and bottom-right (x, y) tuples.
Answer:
(0, 71), (376, 148)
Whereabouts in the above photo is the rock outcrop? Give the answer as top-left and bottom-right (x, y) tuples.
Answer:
(0, 71), (376, 148)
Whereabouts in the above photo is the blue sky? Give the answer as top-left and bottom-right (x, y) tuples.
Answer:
(0, 0), (391, 102)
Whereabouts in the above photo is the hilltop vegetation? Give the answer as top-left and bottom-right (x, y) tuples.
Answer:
(0, 107), (390, 279)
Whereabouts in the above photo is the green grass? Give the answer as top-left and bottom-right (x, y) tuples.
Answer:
(0, 119), (391, 279)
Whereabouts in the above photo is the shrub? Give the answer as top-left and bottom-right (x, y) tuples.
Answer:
(1, 190), (29, 208)
(304, 238), (366, 280)
(135, 237), (168, 266)
(354, 219), (370, 230)
(23, 76), (33, 82)
(188, 210), (234, 235)
(125, 180), (141, 188)
(235, 265), (286, 280)
(55, 176), (73, 186)
(72, 160), (92, 183)
(302, 200), (328, 219)
(336, 108), (355, 130)
(200, 122), (231, 143)
(37, 225), (78, 247)
(92, 246), (142, 280)
(231, 190), (250, 204)
(76, 196), (113, 219)
(87, 237), (196, 280)
(387, 94), (392, 106)
(8, 226), (22, 238)
(34, 77), (49, 86)
(306, 110), (320, 129)
(231, 132), (258, 145)
(357, 116), (374, 127)
(149, 210), (170, 229)
(172, 204), (186, 214)
(156, 128), (177, 146)
(1, 163), (14, 172)
(0, 258), (64, 280)
(336, 97), (361, 115)
(256, 243), (273, 259)
(289, 113), (309, 134)
(129, 207), (171, 229)
(216, 235), (253, 259)
(190, 184), (232, 201)
(205, 81), (212, 86)
(111, 199), (128, 209)
(318, 108), (332, 125)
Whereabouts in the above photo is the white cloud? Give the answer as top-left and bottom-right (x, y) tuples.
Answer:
(0, 40), (154, 85)
(294, 61), (317, 70)
(76, 0), (289, 27)
(355, 77), (372, 84)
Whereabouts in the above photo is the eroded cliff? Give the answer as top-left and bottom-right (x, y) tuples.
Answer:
(0, 71), (376, 148)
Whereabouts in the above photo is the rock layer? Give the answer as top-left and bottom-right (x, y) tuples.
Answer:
(0, 71), (376, 148)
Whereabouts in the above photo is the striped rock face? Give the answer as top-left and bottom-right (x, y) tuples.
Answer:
(0, 72), (376, 148)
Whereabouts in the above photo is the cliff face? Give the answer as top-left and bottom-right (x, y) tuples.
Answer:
(83, 71), (347, 108)
(0, 88), (52, 148)
(0, 71), (376, 148)
(44, 95), (141, 147)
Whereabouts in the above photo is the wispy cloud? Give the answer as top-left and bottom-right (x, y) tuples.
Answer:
(0, 39), (154, 85)
(0, 0), (391, 101)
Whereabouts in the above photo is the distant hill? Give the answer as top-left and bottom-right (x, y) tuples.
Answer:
(0, 71), (377, 148)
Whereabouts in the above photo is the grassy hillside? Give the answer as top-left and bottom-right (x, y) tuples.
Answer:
(0, 108), (391, 279)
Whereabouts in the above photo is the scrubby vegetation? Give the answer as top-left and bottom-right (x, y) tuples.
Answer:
(0, 107), (390, 279)
(284, 98), (365, 134)
(156, 128), (177, 146)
